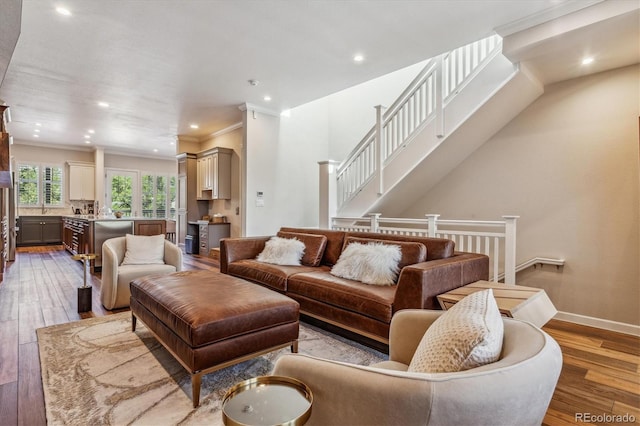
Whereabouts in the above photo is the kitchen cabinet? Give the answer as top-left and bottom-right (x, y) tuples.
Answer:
(196, 147), (231, 200)
(198, 222), (230, 256)
(134, 220), (166, 236)
(62, 217), (90, 254)
(176, 153), (207, 245)
(68, 162), (95, 201)
(18, 216), (63, 246)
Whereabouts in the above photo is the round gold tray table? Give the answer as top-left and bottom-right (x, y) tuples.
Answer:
(222, 375), (313, 426)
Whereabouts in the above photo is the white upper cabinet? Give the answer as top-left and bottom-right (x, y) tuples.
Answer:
(196, 148), (231, 200)
(68, 162), (95, 200)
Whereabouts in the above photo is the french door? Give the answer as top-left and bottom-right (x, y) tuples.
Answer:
(105, 170), (138, 217)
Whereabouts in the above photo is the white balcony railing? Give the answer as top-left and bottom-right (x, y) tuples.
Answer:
(331, 213), (518, 284)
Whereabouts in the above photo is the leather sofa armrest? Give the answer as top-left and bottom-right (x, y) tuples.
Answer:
(393, 252), (489, 311)
(219, 236), (270, 274)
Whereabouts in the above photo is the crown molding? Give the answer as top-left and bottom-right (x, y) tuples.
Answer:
(495, 0), (602, 36)
(238, 102), (281, 117)
(210, 121), (243, 138)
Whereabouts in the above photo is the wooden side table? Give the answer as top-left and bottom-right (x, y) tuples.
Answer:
(437, 281), (557, 327)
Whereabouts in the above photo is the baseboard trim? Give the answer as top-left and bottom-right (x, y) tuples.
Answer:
(554, 311), (640, 336)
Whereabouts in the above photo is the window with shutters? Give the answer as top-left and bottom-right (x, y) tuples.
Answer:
(141, 173), (176, 219)
(18, 163), (64, 207)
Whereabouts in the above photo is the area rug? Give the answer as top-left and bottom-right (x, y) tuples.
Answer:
(37, 312), (386, 425)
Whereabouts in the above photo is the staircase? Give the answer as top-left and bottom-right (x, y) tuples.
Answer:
(331, 35), (543, 218)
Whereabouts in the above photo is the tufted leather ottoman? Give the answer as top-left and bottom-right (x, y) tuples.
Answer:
(129, 270), (300, 407)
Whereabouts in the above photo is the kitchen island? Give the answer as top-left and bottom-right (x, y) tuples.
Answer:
(62, 215), (167, 272)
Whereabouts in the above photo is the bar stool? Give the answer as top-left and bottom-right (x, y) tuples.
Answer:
(165, 219), (176, 243)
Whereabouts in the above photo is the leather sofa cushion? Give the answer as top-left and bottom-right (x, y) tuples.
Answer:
(228, 259), (326, 292)
(342, 237), (427, 269)
(345, 231), (454, 260)
(280, 227), (345, 266)
(277, 231), (328, 267)
(288, 271), (396, 323)
(129, 270), (299, 348)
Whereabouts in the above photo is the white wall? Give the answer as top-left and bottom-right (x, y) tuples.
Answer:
(243, 101), (328, 236)
(105, 153), (176, 174)
(402, 65), (640, 326)
(238, 59), (430, 234)
(327, 60), (428, 161)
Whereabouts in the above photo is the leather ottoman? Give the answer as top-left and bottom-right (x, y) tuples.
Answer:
(129, 270), (300, 407)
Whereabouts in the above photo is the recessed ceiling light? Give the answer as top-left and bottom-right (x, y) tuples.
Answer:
(88, 129), (95, 134)
(33, 134), (39, 138)
(170, 141), (175, 146)
(35, 122), (42, 127)
(98, 101), (109, 108)
(153, 149), (158, 153)
(582, 57), (594, 65)
(190, 124), (199, 129)
(85, 140), (91, 144)
(353, 54), (365, 63)
(263, 95), (272, 102)
(34, 129), (40, 133)
(56, 7), (72, 16)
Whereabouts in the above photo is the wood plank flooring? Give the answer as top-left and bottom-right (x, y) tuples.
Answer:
(0, 246), (638, 425)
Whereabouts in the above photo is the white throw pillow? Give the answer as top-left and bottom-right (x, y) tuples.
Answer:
(256, 236), (305, 266)
(408, 288), (504, 373)
(121, 234), (166, 265)
(330, 242), (401, 285)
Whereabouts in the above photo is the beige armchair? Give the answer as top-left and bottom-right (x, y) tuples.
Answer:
(273, 309), (562, 426)
(100, 236), (183, 310)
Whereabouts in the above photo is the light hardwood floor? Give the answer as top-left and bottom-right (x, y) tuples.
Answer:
(0, 246), (638, 425)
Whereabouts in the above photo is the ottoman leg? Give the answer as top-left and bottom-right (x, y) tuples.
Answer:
(131, 314), (137, 332)
(192, 373), (202, 408)
(291, 340), (298, 353)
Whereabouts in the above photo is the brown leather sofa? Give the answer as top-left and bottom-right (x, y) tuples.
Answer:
(220, 227), (489, 343)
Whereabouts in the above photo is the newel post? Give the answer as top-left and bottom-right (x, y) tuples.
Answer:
(374, 105), (386, 195)
(318, 160), (340, 229)
(503, 215), (519, 285)
(425, 214), (439, 237)
(369, 213), (382, 233)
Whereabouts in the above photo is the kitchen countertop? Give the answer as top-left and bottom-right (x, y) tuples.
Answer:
(62, 215), (168, 221)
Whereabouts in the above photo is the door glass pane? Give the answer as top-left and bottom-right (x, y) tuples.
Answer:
(156, 176), (167, 218)
(110, 175), (133, 217)
(141, 175), (154, 217)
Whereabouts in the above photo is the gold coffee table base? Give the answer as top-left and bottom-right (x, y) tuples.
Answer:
(222, 375), (312, 426)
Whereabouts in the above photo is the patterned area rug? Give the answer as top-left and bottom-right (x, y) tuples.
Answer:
(37, 312), (386, 425)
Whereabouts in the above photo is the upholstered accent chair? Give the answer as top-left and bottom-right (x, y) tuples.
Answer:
(273, 309), (562, 426)
(100, 235), (182, 310)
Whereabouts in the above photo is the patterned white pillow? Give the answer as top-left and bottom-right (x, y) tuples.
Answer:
(330, 242), (401, 285)
(256, 236), (305, 266)
(408, 289), (504, 373)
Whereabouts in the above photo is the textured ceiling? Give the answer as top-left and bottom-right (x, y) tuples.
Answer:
(2, 0), (634, 159)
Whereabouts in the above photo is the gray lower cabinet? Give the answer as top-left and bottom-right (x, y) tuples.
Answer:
(18, 216), (63, 246)
(199, 223), (230, 256)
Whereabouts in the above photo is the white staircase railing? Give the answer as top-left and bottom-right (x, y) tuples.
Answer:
(336, 34), (502, 210)
(331, 213), (518, 284)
